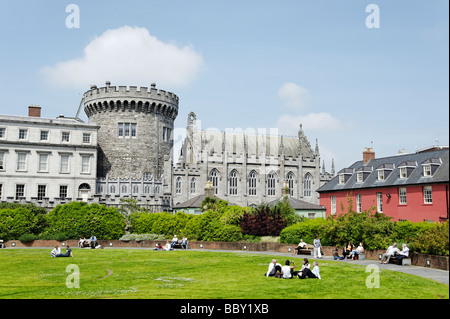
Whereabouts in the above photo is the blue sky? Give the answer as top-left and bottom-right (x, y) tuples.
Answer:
(0, 0), (448, 171)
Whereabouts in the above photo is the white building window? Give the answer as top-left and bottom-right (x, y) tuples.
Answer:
(18, 129), (27, 140)
(38, 153), (49, 172)
(60, 154), (69, 173)
(40, 130), (49, 141)
(248, 171), (257, 196)
(61, 132), (70, 142)
(176, 177), (182, 194)
(377, 170), (384, 181)
(37, 185), (46, 200)
(83, 133), (91, 143)
(17, 152), (27, 171)
(423, 186), (432, 204)
(229, 170), (238, 195)
(339, 174), (345, 184)
(377, 192), (383, 213)
(267, 172), (276, 196)
(59, 185), (68, 199)
(0, 152), (5, 170)
(209, 169), (219, 195)
(356, 172), (363, 183)
(0, 127), (5, 138)
(399, 188), (407, 205)
(304, 173), (312, 197)
(190, 177), (196, 195)
(16, 184), (25, 199)
(81, 155), (90, 173)
(331, 196), (336, 215)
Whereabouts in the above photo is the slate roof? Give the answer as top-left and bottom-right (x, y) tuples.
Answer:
(317, 149), (449, 193)
(267, 196), (325, 211)
(173, 195), (225, 209)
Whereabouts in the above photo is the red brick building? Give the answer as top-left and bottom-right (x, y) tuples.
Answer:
(317, 147), (449, 223)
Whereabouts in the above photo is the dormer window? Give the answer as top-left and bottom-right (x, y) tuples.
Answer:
(398, 160), (417, 179)
(376, 163), (394, 181)
(399, 167), (407, 179)
(338, 168), (353, 184)
(421, 158), (441, 177)
(423, 164), (431, 176)
(356, 166), (372, 183)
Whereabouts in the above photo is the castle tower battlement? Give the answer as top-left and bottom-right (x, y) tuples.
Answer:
(84, 82), (178, 120)
(84, 82), (178, 183)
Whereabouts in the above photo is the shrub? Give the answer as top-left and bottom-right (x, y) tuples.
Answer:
(240, 205), (287, 236)
(45, 202), (126, 240)
(19, 233), (38, 242)
(279, 218), (328, 245)
(0, 207), (45, 240)
(409, 221), (449, 256)
(119, 233), (166, 242)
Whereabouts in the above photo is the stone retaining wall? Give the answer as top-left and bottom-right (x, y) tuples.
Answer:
(2, 240), (448, 271)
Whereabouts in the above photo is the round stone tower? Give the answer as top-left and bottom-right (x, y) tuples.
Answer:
(83, 81), (178, 179)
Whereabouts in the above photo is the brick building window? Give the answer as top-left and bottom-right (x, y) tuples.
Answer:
(399, 188), (407, 205)
(377, 192), (383, 213)
(423, 186), (432, 204)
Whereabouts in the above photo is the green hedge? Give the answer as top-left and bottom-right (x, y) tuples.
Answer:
(45, 202), (126, 240)
(0, 207), (46, 240)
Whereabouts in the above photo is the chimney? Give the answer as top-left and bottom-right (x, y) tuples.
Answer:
(204, 181), (215, 198)
(28, 105), (41, 117)
(363, 147), (375, 164)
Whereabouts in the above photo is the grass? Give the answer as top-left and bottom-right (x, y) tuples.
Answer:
(0, 248), (448, 299)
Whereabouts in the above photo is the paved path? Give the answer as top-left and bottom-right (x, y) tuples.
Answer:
(192, 249), (449, 285)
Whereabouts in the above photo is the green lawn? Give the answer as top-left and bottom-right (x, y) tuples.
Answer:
(0, 248), (447, 299)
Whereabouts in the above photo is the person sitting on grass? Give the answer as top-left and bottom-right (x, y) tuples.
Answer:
(281, 260), (297, 279)
(55, 245), (73, 257)
(265, 259), (282, 277)
(164, 241), (173, 251)
(298, 261), (321, 279)
(51, 246), (61, 257)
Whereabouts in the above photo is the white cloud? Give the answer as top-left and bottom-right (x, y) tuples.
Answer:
(277, 82), (310, 110)
(40, 26), (205, 89)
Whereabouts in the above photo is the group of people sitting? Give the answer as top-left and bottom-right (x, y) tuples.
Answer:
(51, 245), (73, 257)
(78, 235), (101, 249)
(380, 243), (409, 265)
(333, 242), (365, 260)
(265, 258), (321, 280)
(153, 235), (188, 251)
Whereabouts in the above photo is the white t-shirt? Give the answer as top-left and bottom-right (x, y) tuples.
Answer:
(281, 265), (292, 279)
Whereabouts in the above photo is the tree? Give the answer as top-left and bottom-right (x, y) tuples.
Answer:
(240, 205), (287, 236)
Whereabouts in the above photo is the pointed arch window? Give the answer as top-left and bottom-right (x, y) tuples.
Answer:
(209, 169), (219, 195)
(286, 172), (294, 196)
(267, 172), (276, 196)
(190, 177), (196, 195)
(248, 171), (257, 196)
(229, 170), (238, 195)
(303, 173), (312, 197)
(175, 177), (182, 194)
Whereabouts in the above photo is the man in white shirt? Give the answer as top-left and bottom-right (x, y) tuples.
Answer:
(51, 246), (61, 257)
(380, 243), (399, 264)
(265, 259), (282, 277)
(281, 260), (297, 279)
